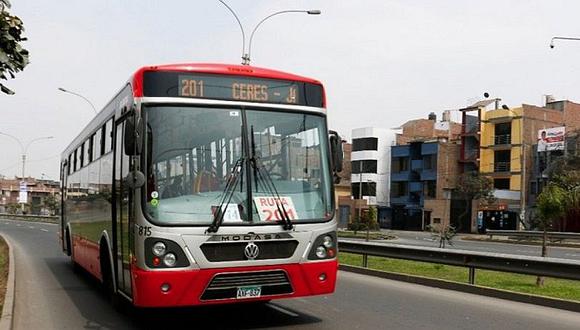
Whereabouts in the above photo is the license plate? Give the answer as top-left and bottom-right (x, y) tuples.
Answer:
(236, 286), (262, 299)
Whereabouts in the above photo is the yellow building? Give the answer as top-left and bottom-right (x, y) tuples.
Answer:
(480, 107), (523, 191)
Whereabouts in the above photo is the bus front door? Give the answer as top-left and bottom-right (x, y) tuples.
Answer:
(114, 120), (133, 297)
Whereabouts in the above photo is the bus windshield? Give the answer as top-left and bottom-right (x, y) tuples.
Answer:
(144, 105), (333, 226)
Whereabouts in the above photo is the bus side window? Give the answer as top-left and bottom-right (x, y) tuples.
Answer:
(73, 149), (78, 172)
(94, 129), (102, 160)
(68, 154), (72, 175)
(104, 119), (113, 154)
(87, 135), (94, 163)
(80, 144), (85, 168)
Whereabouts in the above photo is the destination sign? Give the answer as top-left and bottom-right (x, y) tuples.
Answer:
(142, 71), (323, 107)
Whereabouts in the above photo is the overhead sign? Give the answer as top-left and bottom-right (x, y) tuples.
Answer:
(537, 126), (565, 152)
(19, 181), (27, 204)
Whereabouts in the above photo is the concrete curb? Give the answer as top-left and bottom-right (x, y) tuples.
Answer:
(340, 264), (580, 313)
(0, 236), (15, 330)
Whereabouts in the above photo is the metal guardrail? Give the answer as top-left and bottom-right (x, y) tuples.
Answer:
(0, 213), (59, 223)
(486, 230), (580, 241)
(338, 240), (580, 285)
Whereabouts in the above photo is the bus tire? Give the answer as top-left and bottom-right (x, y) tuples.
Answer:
(100, 241), (123, 311)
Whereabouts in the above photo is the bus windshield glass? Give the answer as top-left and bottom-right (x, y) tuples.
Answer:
(144, 105), (333, 226)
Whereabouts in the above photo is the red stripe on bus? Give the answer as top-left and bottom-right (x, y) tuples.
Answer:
(71, 235), (102, 281)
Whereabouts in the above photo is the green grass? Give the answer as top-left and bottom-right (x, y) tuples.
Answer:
(339, 252), (580, 302)
(0, 236), (8, 312)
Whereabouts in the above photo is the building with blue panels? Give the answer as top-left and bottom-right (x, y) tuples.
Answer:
(390, 140), (463, 231)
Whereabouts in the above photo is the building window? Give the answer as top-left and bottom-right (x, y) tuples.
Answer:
(423, 155), (436, 170)
(351, 160), (378, 174)
(352, 137), (378, 151)
(391, 182), (408, 197)
(425, 180), (436, 198)
(392, 157), (409, 173)
(494, 178), (510, 190)
(351, 182), (377, 197)
(494, 122), (512, 145)
(494, 150), (511, 172)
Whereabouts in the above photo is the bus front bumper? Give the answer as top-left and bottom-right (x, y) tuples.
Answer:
(130, 260), (338, 307)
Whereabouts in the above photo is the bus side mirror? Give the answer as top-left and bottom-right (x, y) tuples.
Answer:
(329, 130), (343, 180)
(124, 112), (143, 156)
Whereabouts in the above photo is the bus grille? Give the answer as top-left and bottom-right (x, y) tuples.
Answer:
(201, 270), (293, 301)
(200, 241), (298, 262)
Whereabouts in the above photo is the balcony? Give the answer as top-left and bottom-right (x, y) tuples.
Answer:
(391, 171), (410, 182)
(390, 196), (409, 204)
(494, 162), (511, 173)
(411, 159), (423, 171)
(421, 169), (437, 180)
(409, 182), (423, 192)
(493, 134), (511, 145)
(493, 189), (520, 201)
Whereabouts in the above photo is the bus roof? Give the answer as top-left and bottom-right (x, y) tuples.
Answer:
(131, 63), (323, 97)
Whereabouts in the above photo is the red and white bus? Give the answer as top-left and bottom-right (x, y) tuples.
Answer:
(60, 63), (343, 307)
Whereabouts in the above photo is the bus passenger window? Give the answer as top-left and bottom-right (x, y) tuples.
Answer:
(73, 149), (78, 171)
(87, 135), (94, 163)
(80, 144), (85, 168)
(68, 154), (72, 175)
(94, 129), (102, 160)
(85, 139), (91, 164)
(104, 119), (113, 154)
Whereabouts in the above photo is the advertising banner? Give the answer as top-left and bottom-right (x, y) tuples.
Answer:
(537, 126), (565, 152)
(18, 181), (27, 204)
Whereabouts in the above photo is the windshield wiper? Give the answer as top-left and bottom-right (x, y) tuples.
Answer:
(250, 126), (293, 231)
(206, 157), (243, 233)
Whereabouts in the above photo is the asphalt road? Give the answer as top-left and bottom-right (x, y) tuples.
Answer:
(378, 230), (580, 260)
(1, 218), (580, 330)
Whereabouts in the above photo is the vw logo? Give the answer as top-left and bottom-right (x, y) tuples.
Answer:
(244, 242), (260, 260)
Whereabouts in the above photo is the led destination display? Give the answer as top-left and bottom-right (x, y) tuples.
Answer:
(143, 71), (323, 107)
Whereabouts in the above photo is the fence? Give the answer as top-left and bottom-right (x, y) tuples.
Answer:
(486, 230), (580, 242)
(0, 213), (59, 224)
(338, 240), (580, 285)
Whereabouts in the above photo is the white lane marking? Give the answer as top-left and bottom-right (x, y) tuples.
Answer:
(4, 222), (9, 225)
(28, 226), (35, 229)
(40, 229), (49, 232)
(16, 224), (21, 227)
(266, 303), (299, 317)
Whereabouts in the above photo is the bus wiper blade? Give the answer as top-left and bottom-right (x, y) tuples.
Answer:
(206, 158), (243, 233)
(249, 126), (293, 231)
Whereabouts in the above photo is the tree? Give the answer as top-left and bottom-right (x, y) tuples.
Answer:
(535, 183), (566, 286)
(427, 223), (456, 248)
(0, 0), (29, 95)
(43, 194), (59, 216)
(455, 172), (496, 231)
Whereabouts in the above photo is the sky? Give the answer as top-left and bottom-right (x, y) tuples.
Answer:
(1, 0), (580, 180)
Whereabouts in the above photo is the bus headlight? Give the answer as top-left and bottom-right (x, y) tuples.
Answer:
(163, 253), (177, 267)
(145, 238), (190, 268)
(315, 246), (327, 259)
(322, 235), (333, 248)
(152, 242), (166, 256)
(308, 232), (337, 260)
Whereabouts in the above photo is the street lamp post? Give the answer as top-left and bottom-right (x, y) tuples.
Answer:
(217, 1), (321, 65)
(549, 36), (580, 49)
(0, 132), (54, 211)
(57, 87), (97, 114)
(245, 10), (321, 65)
